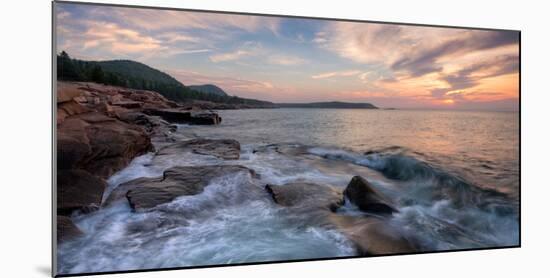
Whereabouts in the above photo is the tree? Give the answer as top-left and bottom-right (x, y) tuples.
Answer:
(57, 51), (81, 80)
(90, 65), (104, 83)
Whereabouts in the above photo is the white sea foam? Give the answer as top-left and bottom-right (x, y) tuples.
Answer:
(59, 172), (356, 274)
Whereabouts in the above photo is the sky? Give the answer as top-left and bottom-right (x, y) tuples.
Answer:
(55, 3), (520, 111)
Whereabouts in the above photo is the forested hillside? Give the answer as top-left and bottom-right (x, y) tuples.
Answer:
(56, 51), (273, 106)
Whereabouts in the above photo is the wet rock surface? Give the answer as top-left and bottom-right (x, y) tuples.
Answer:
(57, 215), (83, 243)
(157, 138), (241, 160)
(108, 165), (256, 210)
(57, 169), (106, 215)
(265, 183), (343, 211)
(328, 214), (417, 255)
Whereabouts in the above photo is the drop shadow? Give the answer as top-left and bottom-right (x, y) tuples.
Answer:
(35, 265), (51, 277)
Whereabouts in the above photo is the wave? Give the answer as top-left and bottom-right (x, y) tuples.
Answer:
(308, 145), (519, 248)
(308, 146), (510, 196)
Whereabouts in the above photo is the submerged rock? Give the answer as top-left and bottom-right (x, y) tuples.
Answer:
(157, 138), (241, 160)
(328, 214), (417, 255)
(57, 215), (83, 243)
(57, 169), (106, 215)
(108, 165), (256, 210)
(344, 176), (398, 215)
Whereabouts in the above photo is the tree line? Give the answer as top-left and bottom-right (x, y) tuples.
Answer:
(56, 51), (273, 106)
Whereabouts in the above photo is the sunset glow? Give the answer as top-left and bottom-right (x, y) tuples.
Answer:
(56, 3), (519, 111)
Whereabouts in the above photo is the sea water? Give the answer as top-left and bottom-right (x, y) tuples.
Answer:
(57, 108), (519, 274)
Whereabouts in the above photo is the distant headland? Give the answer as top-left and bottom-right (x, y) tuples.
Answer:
(277, 101), (378, 109)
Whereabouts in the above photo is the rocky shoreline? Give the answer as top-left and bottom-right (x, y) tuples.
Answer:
(56, 81), (418, 256)
(56, 82), (222, 241)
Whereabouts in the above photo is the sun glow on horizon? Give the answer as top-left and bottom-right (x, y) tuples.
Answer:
(443, 99), (455, 105)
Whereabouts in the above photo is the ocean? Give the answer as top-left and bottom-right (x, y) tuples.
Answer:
(57, 108), (520, 274)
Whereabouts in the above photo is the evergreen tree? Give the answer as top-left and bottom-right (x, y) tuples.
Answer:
(90, 65), (104, 83)
(57, 51), (81, 80)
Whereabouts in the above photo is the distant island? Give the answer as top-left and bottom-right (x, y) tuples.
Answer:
(277, 101), (378, 109)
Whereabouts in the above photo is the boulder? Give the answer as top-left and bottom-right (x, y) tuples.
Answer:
(57, 215), (83, 243)
(57, 169), (106, 215)
(108, 165), (255, 210)
(344, 176), (398, 215)
(265, 183), (343, 211)
(157, 138), (240, 160)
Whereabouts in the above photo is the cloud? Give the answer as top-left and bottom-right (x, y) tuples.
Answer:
(267, 55), (307, 66)
(168, 69), (307, 102)
(155, 32), (200, 44)
(169, 69), (274, 93)
(57, 10), (70, 20)
(391, 31), (519, 77)
(311, 70), (361, 79)
(57, 3), (282, 61)
(314, 23), (428, 65)
(316, 22), (518, 77)
(313, 21), (519, 107)
(209, 42), (307, 66)
(81, 22), (161, 54)
(56, 18), (162, 58)
(210, 50), (253, 63)
(102, 6), (281, 34)
(430, 54), (519, 99)
(208, 41), (262, 62)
